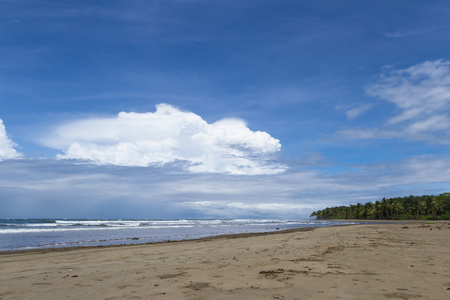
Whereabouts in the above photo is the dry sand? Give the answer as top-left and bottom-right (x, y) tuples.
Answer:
(0, 222), (449, 300)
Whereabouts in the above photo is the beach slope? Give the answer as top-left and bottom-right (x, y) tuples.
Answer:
(0, 222), (449, 299)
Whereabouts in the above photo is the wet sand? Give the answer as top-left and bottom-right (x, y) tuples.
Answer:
(0, 222), (449, 299)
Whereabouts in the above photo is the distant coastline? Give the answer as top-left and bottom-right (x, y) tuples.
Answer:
(311, 193), (450, 220)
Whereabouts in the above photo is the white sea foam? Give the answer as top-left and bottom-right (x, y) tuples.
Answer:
(0, 224), (196, 234)
(0, 219), (326, 234)
(53, 219), (193, 227)
(0, 219), (351, 251)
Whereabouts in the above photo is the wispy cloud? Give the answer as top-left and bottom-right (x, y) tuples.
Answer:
(0, 119), (22, 161)
(368, 60), (450, 124)
(335, 128), (401, 141)
(1, 155), (449, 218)
(338, 60), (450, 143)
(41, 104), (286, 175)
(336, 103), (373, 120)
(406, 114), (450, 134)
(377, 28), (425, 39)
(345, 104), (373, 120)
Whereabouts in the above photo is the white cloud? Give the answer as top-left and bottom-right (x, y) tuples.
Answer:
(335, 128), (401, 140)
(406, 114), (450, 134)
(184, 201), (312, 219)
(42, 104), (286, 175)
(335, 103), (373, 121)
(0, 119), (22, 161)
(368, 59), (450, 126)
(2, 155), (449, 219)
(344, 104), (373, 120)
(338, 60), (450, 143)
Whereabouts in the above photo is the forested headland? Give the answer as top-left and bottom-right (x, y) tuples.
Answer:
(310, 193), (450, 220)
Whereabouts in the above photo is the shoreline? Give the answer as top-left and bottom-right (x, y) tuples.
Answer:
(0, 226), (322, 256)
(0, 219), (348, 254)
(1, 221), (449, 299)
(0, 220), (437, 256)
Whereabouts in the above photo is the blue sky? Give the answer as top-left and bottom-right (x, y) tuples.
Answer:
(1, 0), (450, 218)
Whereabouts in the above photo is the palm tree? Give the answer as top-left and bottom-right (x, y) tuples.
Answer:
(381, 197), (389, 219)
(391, 201), (403, 218)
(362, 202), (373, 219)
(373, 200), (382, 220)
(425, 196), (433, 215)
(410, 199), (421, 217)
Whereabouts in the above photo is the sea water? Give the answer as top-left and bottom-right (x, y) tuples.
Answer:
(0, 219), (353, 251)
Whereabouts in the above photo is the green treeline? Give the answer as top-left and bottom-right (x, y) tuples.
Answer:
(310, 193), (450, 220)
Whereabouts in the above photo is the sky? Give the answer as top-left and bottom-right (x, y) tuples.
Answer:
(1, 0), (450, 219)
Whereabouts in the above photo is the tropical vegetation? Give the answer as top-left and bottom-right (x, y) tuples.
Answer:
(310, 193), (450, 220)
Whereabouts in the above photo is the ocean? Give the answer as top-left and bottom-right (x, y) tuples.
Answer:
(0, 219), (353, 252)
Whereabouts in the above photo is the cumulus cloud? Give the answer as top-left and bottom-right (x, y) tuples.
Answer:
(42, 104), (286, 175)
(0, 119), (22, 161)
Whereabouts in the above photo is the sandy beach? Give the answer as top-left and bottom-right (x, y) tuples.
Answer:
(1, 222), (449, 300)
